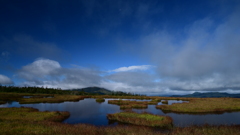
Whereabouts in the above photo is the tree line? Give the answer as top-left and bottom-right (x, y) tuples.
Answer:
(0, 85), (144, 96)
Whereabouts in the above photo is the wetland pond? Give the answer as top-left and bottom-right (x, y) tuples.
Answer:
(1, 98), (240, 127)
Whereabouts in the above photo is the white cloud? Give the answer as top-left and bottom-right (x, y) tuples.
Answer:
(0, 74), (13, 84)
(111, 65), (153, 72)
(17, 58), (102, 89)
(18, 58), (61, 80)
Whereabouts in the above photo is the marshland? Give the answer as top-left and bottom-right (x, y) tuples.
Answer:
(1, 87), (240, 135)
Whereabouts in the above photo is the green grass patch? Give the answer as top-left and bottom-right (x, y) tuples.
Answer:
(107, 112), (173, 128)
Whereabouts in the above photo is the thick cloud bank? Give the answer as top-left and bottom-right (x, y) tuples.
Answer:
(141, 8), (240, 92)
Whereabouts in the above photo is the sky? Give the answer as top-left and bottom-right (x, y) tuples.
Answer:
(1, 0), (240, 95)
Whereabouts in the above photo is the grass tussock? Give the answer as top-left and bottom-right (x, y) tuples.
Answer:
(96, 98), (105, 103)
(156, 98), (240, 114)
(107, 112), (173, 128)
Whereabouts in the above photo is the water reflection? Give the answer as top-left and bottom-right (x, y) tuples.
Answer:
(0, 98), (240, 127)
(23, 96), (33, 98)
(157, 100), (188, 105)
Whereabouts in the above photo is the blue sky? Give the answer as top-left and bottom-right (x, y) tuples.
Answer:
(1, 0), (240, 95)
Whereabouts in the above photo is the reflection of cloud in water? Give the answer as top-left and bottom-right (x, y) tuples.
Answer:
(62, 99), (121, 125)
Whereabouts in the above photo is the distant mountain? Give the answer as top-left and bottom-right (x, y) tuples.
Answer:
(171, 92), (240, 98)
(70, 87), (113, 95)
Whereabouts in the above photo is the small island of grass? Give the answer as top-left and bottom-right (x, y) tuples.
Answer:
(96, 98), (105, 103)
(107, 112), (173, 128)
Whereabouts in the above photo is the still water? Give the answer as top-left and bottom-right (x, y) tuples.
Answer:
(1, 98), (240, 127)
